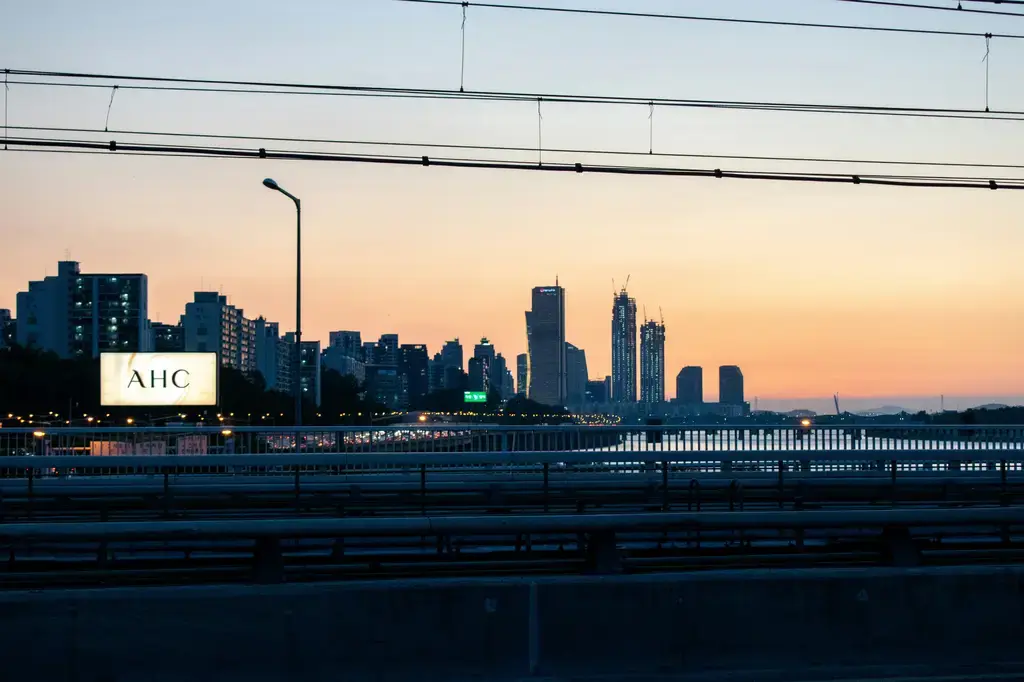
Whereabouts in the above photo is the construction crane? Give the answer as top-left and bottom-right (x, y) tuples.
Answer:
(659, 307), (665, 326)
(834, 393), (841, 415)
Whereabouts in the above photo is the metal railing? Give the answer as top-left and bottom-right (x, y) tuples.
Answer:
(0, 424), (1021, 478)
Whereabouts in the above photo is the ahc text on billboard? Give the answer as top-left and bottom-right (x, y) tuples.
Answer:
(100, 352), (219, 407)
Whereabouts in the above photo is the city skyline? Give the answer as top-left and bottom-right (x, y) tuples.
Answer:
(3, 256), (1021, 412)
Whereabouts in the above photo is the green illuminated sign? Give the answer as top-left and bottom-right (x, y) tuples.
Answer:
(463, 391), (487, 403)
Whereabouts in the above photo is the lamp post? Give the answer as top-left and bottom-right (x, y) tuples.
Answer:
(262, 178), (303, 427)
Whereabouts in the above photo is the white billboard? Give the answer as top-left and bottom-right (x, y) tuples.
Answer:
(100, 352), (219, 407)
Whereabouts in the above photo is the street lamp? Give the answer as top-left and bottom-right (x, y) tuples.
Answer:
(263, 177), (303, 427)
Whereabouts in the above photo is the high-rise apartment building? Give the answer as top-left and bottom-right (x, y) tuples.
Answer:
(639, 319), (666, 405)
(585, 379), (609, 405)
(182, 292), (256, 373)
(362, 341), (379, 364)
(676, 366), (703, 405)
(428, 352), (445, 393)
(565, 343), (589, 409)
(467, 356), (490, 393)
(719, 365), (745, 405)
(0, 309), (12, 349)
(503, 367), (515, 398)
(377, 334), (399, 365)
(399, 344), (429, 405)
(490, 352), (509, 399)
(16, 261), (150, 358)
(611, 288), (637, 403)
(254, 319), (294, 392)
(440, 338), (464, 387)
(323, 330), (365, 383)
(516, 353), (528, 396)
(328, 331), (362, 358)
(525, 284), (566, 407)
(286, 337), (321, 407)
(152, 322), (185, 352)
(365, 365), (403, 409)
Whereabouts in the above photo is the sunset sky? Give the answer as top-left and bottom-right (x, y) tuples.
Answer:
(1, 0), (1022, 408)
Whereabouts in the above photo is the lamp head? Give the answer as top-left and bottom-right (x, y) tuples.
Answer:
(262, 178), (279, 190)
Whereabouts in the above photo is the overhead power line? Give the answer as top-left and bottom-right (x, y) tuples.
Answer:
(9, 124), (1024, 173)
(6, 70), (1022, 123)
(393, 0), (1024, 39)
(3, 136), (1020, 191)
(833, 0), (1024, 18)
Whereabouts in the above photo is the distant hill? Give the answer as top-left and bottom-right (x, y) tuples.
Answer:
(783, 409), (817, 418)
(976, 403), (1010, 411)
(855, 405), (910, 416)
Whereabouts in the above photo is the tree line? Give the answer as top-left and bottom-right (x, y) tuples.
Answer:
(0, 346), (566, 426)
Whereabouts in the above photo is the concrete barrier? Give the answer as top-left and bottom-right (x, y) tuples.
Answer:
(2, 566), (1024, 681)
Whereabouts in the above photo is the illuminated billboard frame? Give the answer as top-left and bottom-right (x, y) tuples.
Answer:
(100, 352), (220, 407)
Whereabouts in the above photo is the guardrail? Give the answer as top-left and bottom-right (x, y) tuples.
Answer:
(3, 506), (1023, 540)
(0, 423), (1022, 481)
(3, 423), (1022, 455)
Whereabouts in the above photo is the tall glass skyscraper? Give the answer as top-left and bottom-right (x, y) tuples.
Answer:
(640, 319), (666, 405)
(611, 288), (637, 403)
(525, 284), (566, 407)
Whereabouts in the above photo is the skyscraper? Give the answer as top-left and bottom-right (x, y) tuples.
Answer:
(611, 287), (637, 402)
(474, 338), (495, 363)
(440, 338), (464, 388)
(428, 352), (445, 393)
(516, 353), (528, 396)
(585, 379), (609, 405)
(719, 365), (745, 405)
(525, 283), (566, 407)
(676, 366), (703, 405)
(640, 319), (666, 405)
(490, 353), (509, 399)
(467, 356), (490, 393)
(399, 344), (429, 405)
(565, 342), (589, 409)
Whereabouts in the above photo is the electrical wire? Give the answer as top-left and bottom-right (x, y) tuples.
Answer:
(3, 136), (1020, 190)
(832, 0), (1024, 18)
(392, 0), (1024, 39)
(8, 124), (1024, 172)
(7, 71), (1024, 123)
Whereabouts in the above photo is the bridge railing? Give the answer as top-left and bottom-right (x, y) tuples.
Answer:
(2, 422), (1022, 452)
(0, 423), (1021, 479)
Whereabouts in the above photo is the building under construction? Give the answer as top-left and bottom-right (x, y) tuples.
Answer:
(640, 312), (666, 406)
(611, 281), (637, 403)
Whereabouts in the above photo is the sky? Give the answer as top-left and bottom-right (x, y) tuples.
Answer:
(1, 0), (1022, 410)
